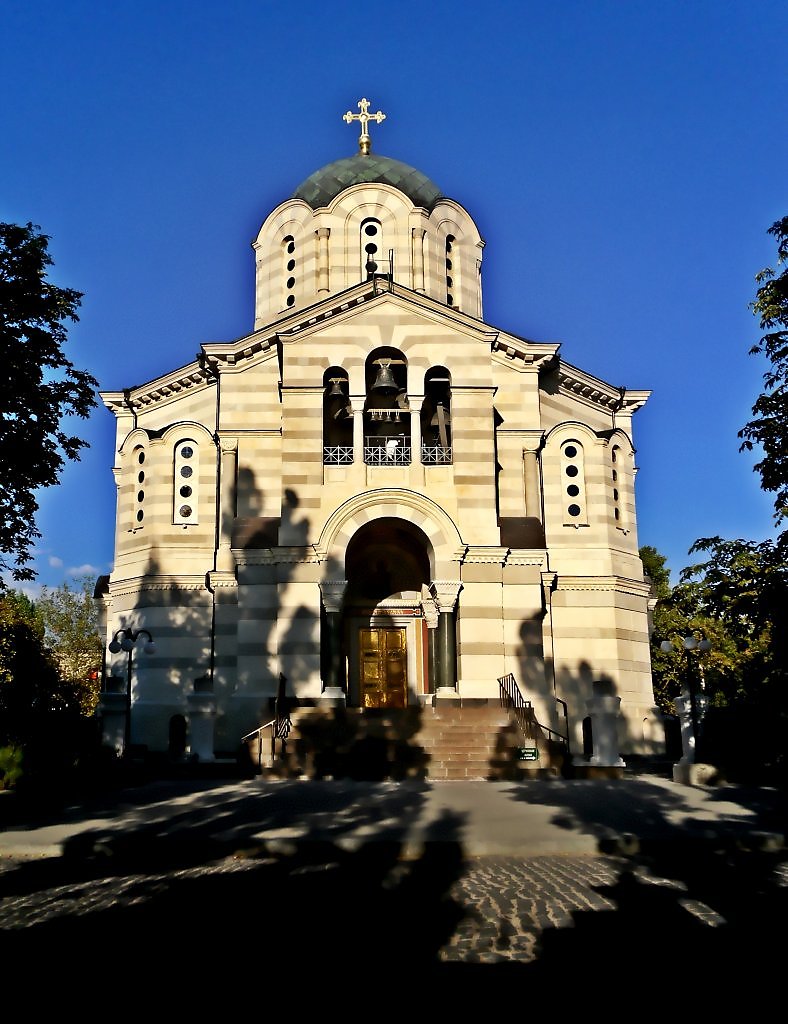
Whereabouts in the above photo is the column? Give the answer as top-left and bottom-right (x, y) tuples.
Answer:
(316, 227), (330, 294)
(421, 585), (439, 695)
(522, 430), (544, 520)
(319, 580), (348, 705)
(411, 228), (426, 292)
(217, 436), (238, 572)
(409, 398), (423, 485)
(431, 581), (462, 700)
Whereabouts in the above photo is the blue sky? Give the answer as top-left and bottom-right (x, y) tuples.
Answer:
(2, 0), (786, 591)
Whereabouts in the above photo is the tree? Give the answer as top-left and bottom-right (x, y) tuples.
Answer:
(0, 590), (67, 744)
(36, 576), (103, 715)
(0, 222), (98, 583)
(640, 544), (671, 600)
(739, 216), (788, 534)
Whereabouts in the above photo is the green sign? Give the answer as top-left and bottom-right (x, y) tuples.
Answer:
(517, 747), (539, 761)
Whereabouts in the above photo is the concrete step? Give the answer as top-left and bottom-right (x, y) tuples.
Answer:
(245, 702), (566, 780)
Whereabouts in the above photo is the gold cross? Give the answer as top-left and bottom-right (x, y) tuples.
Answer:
(343, 97), (386, 155)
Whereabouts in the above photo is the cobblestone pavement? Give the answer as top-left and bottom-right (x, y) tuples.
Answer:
(2, 846), (786, 971)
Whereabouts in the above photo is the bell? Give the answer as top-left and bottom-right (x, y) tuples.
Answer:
(328, 378), (346, 397)
(371, 360), (398, 394)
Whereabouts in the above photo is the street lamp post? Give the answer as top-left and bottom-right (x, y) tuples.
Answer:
(108, 628), (155, 756)
(660, 634), (711, 763)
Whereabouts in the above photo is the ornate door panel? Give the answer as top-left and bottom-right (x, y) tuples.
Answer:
(359, 628), (407, 708)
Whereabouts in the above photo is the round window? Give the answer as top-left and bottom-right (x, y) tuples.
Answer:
(286, 240), (295, 254)
(179, 505), (192, 518)
(287, 259), (295, 272)
(286, 277), (295, 289)
(137, 490), (144, 503)
(568, 504), (581, 517)
(180, 445), (193, 459)
(365, 243), (377, 255)
(138, 451), (145, 465)
(365, 224), (378, 236)
(136, 510), (144, 522)
(564, 445), (577, 458)
(565, 465), (578, 477)
(287, 295), (295, 307)
(138, 471), (144, 483)
(180, 485), (192, 498)
(180, 466), (193, 478)
(567, 484), (580, 497)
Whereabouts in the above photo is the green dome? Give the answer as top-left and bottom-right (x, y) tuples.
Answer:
(292, 154), (443, 211)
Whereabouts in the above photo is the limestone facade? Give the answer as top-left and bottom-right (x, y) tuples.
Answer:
(98, 133), (661, 761)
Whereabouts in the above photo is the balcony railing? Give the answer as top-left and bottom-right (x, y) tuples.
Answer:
(323, 446), (354, 465)
(364, 438), (411, 465)
(421, 445), (452, 464)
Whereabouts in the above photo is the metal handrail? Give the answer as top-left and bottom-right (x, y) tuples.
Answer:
(241, 673), (292, 768)
(498, 673), (569, 751)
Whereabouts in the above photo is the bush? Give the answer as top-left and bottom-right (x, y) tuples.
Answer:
(0, 745), (23, 790)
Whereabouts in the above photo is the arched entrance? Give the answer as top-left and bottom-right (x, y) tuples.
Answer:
(343, 518), (431, 708)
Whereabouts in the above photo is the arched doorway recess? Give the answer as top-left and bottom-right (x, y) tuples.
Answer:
(343, 518), (431, 708)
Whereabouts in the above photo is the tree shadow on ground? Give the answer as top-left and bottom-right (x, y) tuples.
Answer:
(1, 776), (787, 1010)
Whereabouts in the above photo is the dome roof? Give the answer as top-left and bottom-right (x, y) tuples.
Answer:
(292, 154), (443, 211)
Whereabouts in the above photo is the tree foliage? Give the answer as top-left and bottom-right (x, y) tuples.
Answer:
(647, 537), (787, 709)
(0, 222), (98, 583)
(37, 576), (102, 715)
(0, 590), (70, 744)
(739, 216), (788, 532)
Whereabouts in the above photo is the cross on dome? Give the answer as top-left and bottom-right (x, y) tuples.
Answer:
(343, 98), (386, 155)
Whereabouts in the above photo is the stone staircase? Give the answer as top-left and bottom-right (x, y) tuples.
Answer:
(244, 700), (566, 781)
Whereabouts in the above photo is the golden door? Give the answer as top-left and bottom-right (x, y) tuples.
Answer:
(359, 628), (408, 708)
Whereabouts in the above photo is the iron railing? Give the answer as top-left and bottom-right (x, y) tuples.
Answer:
(498, 673), (569, 754)
(421, 444), (452, 464)
(241, 672), (292, 770)
(364, 440), (411, 465)
(323, 446), (354, 465)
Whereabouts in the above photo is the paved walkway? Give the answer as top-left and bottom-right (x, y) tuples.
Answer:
(1, 773), (786, 1006)
(1, 771), (785, 860)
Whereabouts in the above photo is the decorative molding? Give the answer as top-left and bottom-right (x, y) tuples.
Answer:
(430, 580), (463, 612)
(462, 546), (509, 565)
(108, 575), (210, 597)
(319, 579), (348, 613)
(553, 575), (651, 597)
(505, 551), (547, 568)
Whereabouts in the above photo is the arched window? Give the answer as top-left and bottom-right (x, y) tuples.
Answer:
(283, 234), (296, 308)
(132, 446), (146, 528)
(445, 235), (456, 306)
(611, 444), (627, 528)
(173, 440), (199, 525)
(421, 367), (452, 464)
(323, 368), (353, 465)
(364, 349), (409, 465)
(361, 218), (383, 279)
(560, 440), (588, 526)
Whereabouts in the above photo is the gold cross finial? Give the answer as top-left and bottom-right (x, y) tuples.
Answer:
(343, 97), (386, 155)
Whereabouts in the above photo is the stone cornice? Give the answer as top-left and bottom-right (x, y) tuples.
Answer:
(553, 575), (651, 597)
(108, 575), (210, 597)
(462, 547), (509, 565)
(556, 363), (651, 415)
(491, 336), (560, 372)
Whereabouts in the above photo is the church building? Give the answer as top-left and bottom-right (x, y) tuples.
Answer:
(97, 100), (662, 771)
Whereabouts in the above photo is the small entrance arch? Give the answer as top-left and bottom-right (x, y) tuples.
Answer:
(341, 518), (431, 708)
